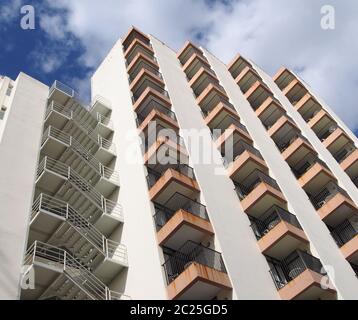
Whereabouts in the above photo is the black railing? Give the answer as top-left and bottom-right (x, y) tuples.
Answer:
(136, 105), (177, 127)
(331, 219), (357, 247)
(309, 183), (349, 210)
(234, 169), (280, 200)
(292, 158), (328, 179)
(333, 147), (356, 163)
(223, 139), (263, 166)
(153, 193), (208, 231)
(276, 133), (309, 153)
(317, 124), (337, 141)
(269, 250), (326, 289)
(132, 85), (169, 104)
(163, 241), (226, 284)
(250, 206), (302, 240)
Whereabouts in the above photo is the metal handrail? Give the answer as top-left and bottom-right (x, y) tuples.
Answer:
(331, 219), (358, 247)
(223, 139), (262, 166)
(309, 182), (349, 210)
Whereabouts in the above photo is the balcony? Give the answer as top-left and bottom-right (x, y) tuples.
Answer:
(178, 41), (205, 66)
(322, 127), (353, 156)
(282, 79), (308, 106)
(235, 66), (262, 94)
(163, 241), (231, 300)
(234, 169), (286, 217)
(255, 97), (286, 129)
(228, 54), (252, 79)
(154, 194), (214, 249)
(127, 52), (159, 83)
(133, 87), (171, 114)
(273, 67), (296, 91)
(310, 182), (358, 226)
(294, 93), (322, 121)
(48, 81), (84, 106)
(189, 67), (220, 97)
(331, 219), (358, 264)
(196, 83), (230, 114)
(182, 52), (212, 80)
(147, 165), (199, 204)
(307, 110), (337, 141)
(283, 134), (317, 166)
(244, 81), (273, 111)
(21, 241), (127, 300)
(124, 38), (154, 66)
(267, 115), (300, 152)
(29, 194), (127, 283)
(269, 250), (335, 300)
(224, 140), (268, 182)
(130, 69), (165, 103)
(250, 206), (308, 259)
(341, 149), (358, 178)
(90, 95), (112, 117)
(215, 123), (252, 148)
(203, 102), (239, 131)
(122, 27), (150, 52)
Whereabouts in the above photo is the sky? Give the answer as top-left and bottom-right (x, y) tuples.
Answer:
(0, 0), (357, 136)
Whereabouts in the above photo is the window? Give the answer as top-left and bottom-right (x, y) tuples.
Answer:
(6, 85), (13, 96)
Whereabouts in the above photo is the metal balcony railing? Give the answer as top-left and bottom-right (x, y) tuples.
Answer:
(222, 140), (262, 167)
(37, 157), (123, 220)
(153, 193), (208, 231)
(276, 133), (309, 153)
(333, 146), (356, 163)
(250, 206), (302, 240)
(42, 126), (119, 185)
(136, 105), (177, 127)
(317, 124), (338, 141)
(162, 241), (226, 284)
(31, 194), (127, 264)
(234, 169), (281, 200)
(269, 250), (327, 290)
(132, 86), (170, 104)
(146, 164), (195, 189)
(49, 81), (83, 103)
(90, 95), (112, 114)
(24, 241), (127, 300)
(292, 158), (329, 179)
(331, 219), (358, 247)
(309, 183), (349, 210)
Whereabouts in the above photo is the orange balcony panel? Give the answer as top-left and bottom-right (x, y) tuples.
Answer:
(149, 168), (200, 203)
(182, 53), (211, 79)
(268, 115), (298, 138)
(138, 109), (179, 134)
(258, 221), (308, 259)
(189, 67), (219, 96)
(229, 150), (268, 182)
(126, 52), (158, 75)
(282, 79), (307, 105)
(133, 87), (171, 113)
(318, 192), (358, 226)
(227, 54), (252, 79)
(244, 81), (273, 110)
(130, 69), (165, 93)
(122, 26), (150, 51)
(299, 162), (336, 192)
(273, 67), (296, 91)
(255, 97), (285, 124)
(341, 149), (358, 176)
(277, 269), (336, 300)
(124, 38), (154, 63)
(283, 136), (317, 164)
(216, 123), (252, 147)
(204, 102), (239, 129)
(196, 83), (229, 112)
(167, 262), (232, 300)
(341, 236), (358, 264)
(157, 209), (214, 249)
(241, 182), (287, 217)
(308, 109), (335, 132)
(294, 93), (321, 117)
(177, 41), (205, 65)
(235, 66), (262, 94)
(322, 127), (351, 153)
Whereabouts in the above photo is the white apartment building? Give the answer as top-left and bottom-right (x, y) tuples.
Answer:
(1, 27), (358, 300)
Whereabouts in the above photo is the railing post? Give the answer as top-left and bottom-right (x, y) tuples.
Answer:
(63, 250), (66, 271)
(39, 193), (43, 211)
(102, 235), (106, 255)
(66, 203), (69, 220)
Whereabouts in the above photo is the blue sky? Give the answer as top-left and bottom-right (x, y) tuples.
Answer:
(0, 0), (357, 136)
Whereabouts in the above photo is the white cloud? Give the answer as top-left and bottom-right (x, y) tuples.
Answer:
(0, 0), (23, 28)
(38, 0), (358, 131)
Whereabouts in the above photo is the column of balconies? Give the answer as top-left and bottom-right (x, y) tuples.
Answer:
(223, 54), (337, 299)
(122, 29), (231, 300)
(21, 81), (128, 300)
(273, 68), (358, 188)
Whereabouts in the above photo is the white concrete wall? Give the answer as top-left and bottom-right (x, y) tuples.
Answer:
(252, 63), (358, 210)
(151, 36), (279, 300)
(0, 73), (48, 299)
(0, 76), (14, 142)
(91, 40), (167, 299)
(203, 50), (358, 299)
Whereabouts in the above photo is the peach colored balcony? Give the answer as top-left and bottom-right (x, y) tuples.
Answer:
(250, 206), (308, 259)
(127, 52), (159, 82)
(282, 134), (317, 165)
(235, 66), (262, 94)
(294, 93), (322, 121)
(204, 102), (239, 131)
(322, 127), (352, 156)
(196, 83), (230, 114)
(163, 241), (232, 300)
(154, 195), (214, 250)
(244, 80), (273, 111)
(282, 79), (308, 106)
(273, 67), (296, 91)
(122, 26), (150, 51)
(341, 149), (358, 178)
(255, 97), (286, 129)
(235, 169), (287, 217)
(130, 69), (165, 102)
(215, 123), (252, 148)
(133, 87), (171, 115)
(124, 38), (155, 65)
(177, 41), (205, 65)
(189, 67), (220, 97)
(308, 109), (337, 142)
(269, 250), (336, 300)
(182, 52), (212, 80)
(228, 54), (252, 79)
